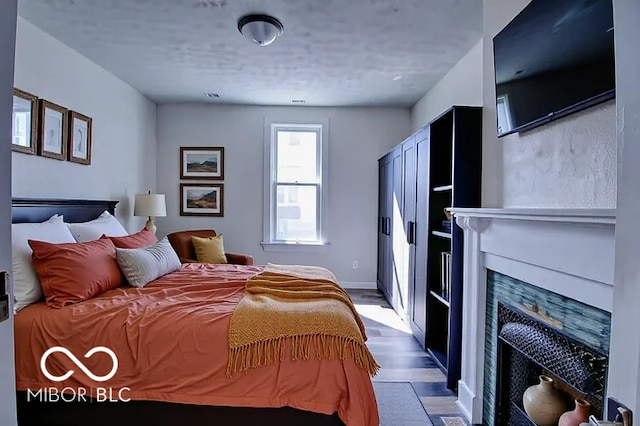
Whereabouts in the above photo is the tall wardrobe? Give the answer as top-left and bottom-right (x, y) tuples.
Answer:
(377, 106), (482, 389)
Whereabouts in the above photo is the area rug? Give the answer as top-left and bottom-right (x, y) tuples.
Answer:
(373, 382), (433, 425)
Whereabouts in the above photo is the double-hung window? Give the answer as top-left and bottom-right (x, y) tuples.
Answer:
(263, 120), (328, 251)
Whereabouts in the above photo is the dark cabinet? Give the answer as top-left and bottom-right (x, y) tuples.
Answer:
(377, 146), (401, 310)
(377, 106), (482, 390)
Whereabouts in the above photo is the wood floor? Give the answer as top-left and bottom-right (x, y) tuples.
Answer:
(349, 289), (470, 426)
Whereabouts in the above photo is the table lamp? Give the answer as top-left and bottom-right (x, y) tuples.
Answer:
(134, 191), (166, 235)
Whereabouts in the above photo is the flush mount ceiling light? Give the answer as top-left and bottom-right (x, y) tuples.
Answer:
(237, 14), (283, 46)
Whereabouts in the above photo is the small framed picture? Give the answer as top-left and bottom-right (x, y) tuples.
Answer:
(38, 99), (67, 161)
(11, 88), (38, 155)
(68, 111), (92, 165)
(180, 147), (224, 180)
(180, 183), (224, 217)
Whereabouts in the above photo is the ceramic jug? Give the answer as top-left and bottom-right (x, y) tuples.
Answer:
(522, 375), (566, 426)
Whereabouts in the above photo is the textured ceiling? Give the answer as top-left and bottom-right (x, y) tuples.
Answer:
(18, 0), (482, 107)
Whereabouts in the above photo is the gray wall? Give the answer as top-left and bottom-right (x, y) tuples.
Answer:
(12, 18), (157, 232)
(156, 104), (411, 285)
(411, 39), (483, 132)
(0, 2), (17, 425)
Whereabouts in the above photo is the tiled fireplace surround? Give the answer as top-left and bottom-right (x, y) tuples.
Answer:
(450, 208), (616, 425)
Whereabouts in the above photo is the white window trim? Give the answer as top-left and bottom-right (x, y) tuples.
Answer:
(262, 117), (329, 252)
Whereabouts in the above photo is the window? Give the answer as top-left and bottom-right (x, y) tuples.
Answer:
(263, 120), (328, 251)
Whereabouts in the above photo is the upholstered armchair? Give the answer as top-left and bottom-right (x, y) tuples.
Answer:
(167, 230), (254, 265)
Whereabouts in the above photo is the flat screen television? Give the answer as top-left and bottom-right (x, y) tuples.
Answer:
(493, 0), (615, 137)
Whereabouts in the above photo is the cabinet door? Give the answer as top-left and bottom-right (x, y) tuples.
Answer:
(411, 131), (430, 346)
(377, 159), (385, 292)
(377, 157), (391, 299)
(398, 138), (416, 322)
(389, 147), (403, 313)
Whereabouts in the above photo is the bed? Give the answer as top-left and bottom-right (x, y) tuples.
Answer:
(12, 198), (378, 426)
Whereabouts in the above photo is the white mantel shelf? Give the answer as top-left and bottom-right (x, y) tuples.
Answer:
(449, 207), (616, 424)
(450, 208), (616, 224)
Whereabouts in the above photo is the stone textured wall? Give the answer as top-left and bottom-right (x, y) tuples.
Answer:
(501, 101), (616, 208)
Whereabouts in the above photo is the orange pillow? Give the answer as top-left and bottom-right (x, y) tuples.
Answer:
(105, 228), (157, 249)
(29, 238), (123, 309)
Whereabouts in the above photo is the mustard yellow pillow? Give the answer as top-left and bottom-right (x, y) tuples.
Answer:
(191, 235), (228, 264)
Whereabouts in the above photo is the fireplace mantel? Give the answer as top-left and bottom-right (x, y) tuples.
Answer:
(449, 208), (616, 424)
(451, 208), (615, 224)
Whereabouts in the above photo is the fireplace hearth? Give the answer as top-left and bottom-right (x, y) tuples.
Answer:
(495, 303), (608, 425)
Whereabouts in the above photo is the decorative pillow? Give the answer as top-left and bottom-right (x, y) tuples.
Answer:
(11, 215), (76, 312)
(67, 210), (127, 242)
(29, 238), (123, 309)
(191, 235), (228, 264)
(116, 238), (181, 288)
(105, 228), (157, 249)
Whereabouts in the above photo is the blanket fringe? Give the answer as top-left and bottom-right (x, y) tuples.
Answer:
(227, 334), (380, 378)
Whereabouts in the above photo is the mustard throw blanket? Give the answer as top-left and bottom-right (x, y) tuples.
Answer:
(227, 263), (380, 377)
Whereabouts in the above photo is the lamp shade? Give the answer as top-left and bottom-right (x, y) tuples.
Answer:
(134, 193), (166, 217)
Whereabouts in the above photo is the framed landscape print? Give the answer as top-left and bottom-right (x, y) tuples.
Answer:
(11, 88), (38, 155)
(180, 183), (224, 217)
(180, 147), (224, 180)
(38, 99), (67, 161)
(68, 111), (92, 165)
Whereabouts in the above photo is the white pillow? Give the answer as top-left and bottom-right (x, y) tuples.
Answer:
(67, 210), (128, 242)
(116, 238), (181, 288)
(12, 215), (76, 312)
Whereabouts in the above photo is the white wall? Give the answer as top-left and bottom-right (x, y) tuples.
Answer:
(156, 104), (411, 285)
(482, 0), (617, 208)
(0, 2), (18, 425)
(410, 40), (483, 132)
(609, 0), (640, 416)
(12, 18), (157, 231)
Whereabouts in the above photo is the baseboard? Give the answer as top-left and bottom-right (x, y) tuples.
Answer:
(340, 281), (377, 289)
(456, 380), (483, 424)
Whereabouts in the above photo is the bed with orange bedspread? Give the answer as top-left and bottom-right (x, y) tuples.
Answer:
(14, 263), (379, 426)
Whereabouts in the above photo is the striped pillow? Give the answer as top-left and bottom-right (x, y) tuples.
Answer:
(116, 237), (181, 288)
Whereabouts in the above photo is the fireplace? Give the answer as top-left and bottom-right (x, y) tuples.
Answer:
(495, 302), (608, 425)
(483, 271), (612, 425)
(450, 208), (615, 424)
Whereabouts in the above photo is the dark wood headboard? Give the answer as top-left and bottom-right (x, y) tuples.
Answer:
(12, 198), (119, 224)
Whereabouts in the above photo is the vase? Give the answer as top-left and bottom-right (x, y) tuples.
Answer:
(559, 399), (591, 426)
(522, 375), (567, 426)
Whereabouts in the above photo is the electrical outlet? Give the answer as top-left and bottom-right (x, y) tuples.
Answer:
(0, 272), (9, 322)
(0, 295), (8, 322)
(608, 398), (632, 425)
(352, 261), (358, 269)
(0, 271), (7, 296)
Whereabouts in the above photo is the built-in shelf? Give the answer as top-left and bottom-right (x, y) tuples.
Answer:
(432, 230), (452, 239)
(429, 290), (451, 308)
(433, 185), (453, 192)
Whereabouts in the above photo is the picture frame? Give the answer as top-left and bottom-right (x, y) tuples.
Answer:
(11, 88), (38, 155)
(67, 111), (92, 165)
(180, 147), (224, 180)
(180, 183), (224, 217)
(38, 99), (67, 161)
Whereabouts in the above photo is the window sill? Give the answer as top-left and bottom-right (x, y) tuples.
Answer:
(261, 242), (330, 253)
